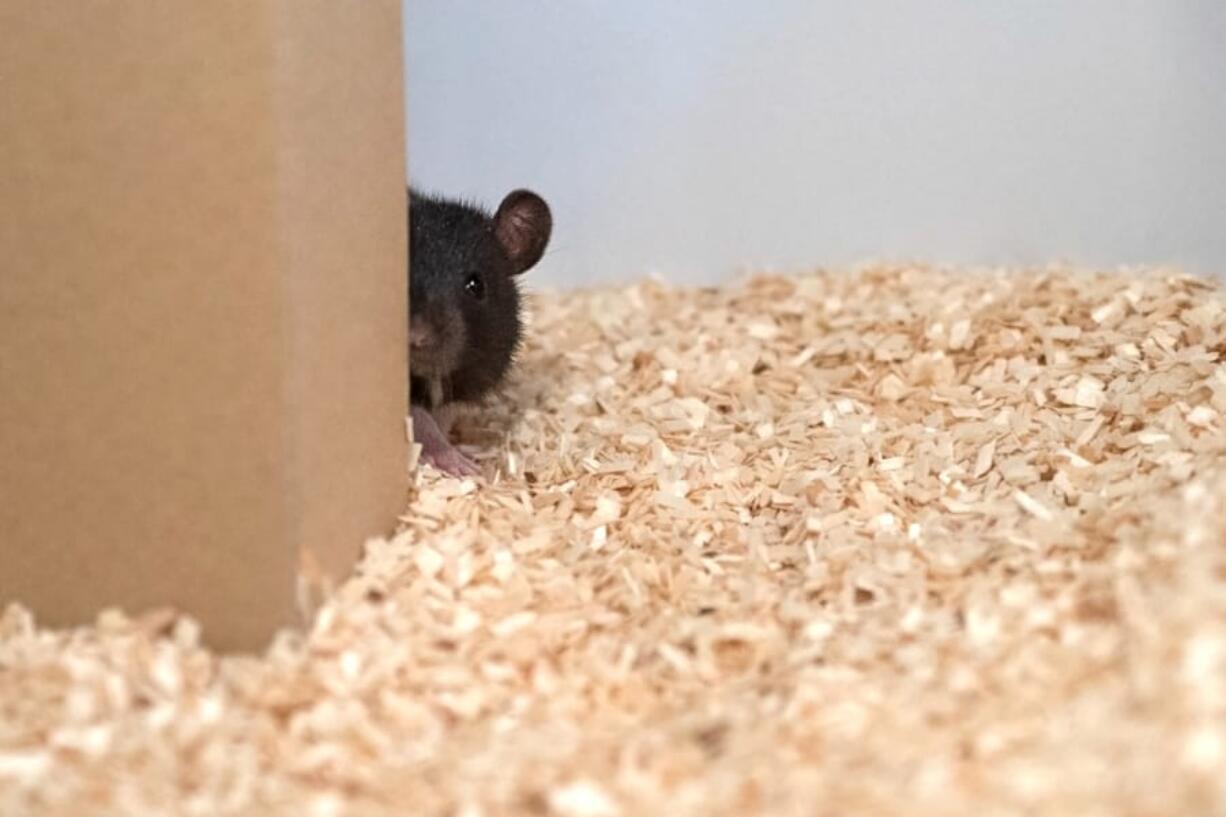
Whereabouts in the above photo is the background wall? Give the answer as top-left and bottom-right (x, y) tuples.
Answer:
(404, 1), (1226, 289)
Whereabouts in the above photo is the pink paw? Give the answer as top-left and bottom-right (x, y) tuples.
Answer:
(411, 404), (482, 478)
(421, 445), (481, 477)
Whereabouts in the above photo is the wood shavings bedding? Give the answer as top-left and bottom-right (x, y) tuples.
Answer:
(3, 263), (1226, 816)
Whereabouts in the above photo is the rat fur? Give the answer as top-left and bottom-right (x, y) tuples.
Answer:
(408, 187), (552, 475)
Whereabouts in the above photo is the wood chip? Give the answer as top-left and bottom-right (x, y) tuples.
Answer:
(3, 263), (1226, 816)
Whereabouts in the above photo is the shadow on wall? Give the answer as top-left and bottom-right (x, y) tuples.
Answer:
(405, 1), (1226, 288)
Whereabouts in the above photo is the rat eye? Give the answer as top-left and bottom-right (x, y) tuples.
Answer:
(464, 273), (486, 300)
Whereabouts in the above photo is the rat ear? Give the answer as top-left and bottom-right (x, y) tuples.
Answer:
(493, 189), (552, 275)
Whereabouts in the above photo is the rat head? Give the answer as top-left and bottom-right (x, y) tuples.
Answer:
(408, 188), (552, 392)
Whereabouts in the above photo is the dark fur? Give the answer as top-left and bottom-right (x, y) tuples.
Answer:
(407, 188), (548, 409)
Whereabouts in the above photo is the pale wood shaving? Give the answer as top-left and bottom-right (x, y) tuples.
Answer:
(3, 264), (1226, 816)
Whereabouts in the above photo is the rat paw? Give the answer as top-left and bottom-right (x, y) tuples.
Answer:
(412, 404), (482, 478)
(422, 446), (481, 478)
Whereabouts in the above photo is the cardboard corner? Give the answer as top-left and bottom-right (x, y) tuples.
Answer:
(0, 0), (409, 652)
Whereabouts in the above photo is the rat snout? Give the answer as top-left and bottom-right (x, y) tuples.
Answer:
(408, 309), (466, 378)
(409, 322), (435, 350)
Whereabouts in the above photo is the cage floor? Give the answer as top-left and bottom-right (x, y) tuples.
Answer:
(3, 264), (1226, 816)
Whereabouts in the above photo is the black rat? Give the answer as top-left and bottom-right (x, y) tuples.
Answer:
(408, 187), (552, 476)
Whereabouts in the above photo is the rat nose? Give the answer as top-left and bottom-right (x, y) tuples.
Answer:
(409, 323), (435, 350)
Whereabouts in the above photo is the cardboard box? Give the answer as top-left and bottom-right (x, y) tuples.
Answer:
(0, 1), (410, 651)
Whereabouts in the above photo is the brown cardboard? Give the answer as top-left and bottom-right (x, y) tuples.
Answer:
(0, 1), (409, 651)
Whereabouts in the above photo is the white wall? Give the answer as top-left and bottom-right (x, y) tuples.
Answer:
(404, 1), (1226, 288)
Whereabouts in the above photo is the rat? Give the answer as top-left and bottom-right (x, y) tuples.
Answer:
(407, 187), (552, 476)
